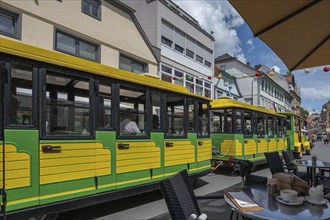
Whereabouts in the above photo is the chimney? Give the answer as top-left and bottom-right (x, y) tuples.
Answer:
(247, 62), (250, 66)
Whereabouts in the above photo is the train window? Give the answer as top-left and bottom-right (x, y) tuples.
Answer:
(256, 114), (264, 138)
(243, 111), (253, 137)
(211, 109), (224, 133)
(235, 109), (242, 134)
(226, 109), (233, 133)
(118, 86), (147, 137)
(98, 81), (112, 129)
(9, 62), (33, 127)
(197, 101), (209, 137)
(0, 64), (3, 138)
(165, 94), (185, 137)
(276, 118), (283, 137)
(267, 116), (274, 137)
(295, 117), (302, 141)
(284, 118), (290, 132)
(151, 91), (161, 131)
(44, 73), (91, 137)
(187, 98), (195, 132)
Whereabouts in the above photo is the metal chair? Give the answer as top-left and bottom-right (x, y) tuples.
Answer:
(282, 150), (309, 182)
(240, 160), (268, 186)
(264, 152), (286, 175)
(160, 170), (223, 220)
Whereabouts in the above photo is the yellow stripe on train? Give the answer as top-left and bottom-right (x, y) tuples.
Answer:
(0, 144), (30, 189)
(40, 142), (110, 185)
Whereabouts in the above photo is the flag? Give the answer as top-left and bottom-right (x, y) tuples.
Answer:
(273, 103), (278, 112)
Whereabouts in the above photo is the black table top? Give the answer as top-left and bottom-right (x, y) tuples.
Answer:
(225, 185), (330, 220)
(293, 159), (330, 168)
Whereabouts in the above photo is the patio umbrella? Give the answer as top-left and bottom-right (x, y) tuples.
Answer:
(229, 0), (329, 71)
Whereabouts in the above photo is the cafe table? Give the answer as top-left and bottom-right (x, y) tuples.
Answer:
(224, 185), (330, 220)
(293, 159), (330, 187)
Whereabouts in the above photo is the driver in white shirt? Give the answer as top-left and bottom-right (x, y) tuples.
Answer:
(120, 109), (141, 133)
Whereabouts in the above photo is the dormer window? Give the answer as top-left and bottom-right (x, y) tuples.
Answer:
(82, 0), (101, 20)
(0, 8), (20, 39)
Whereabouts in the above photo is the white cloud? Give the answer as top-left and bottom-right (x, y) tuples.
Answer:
(173, 0), (246, 63)
(246, 39), (254, 52)
(271, 66), (280, 73)
(301, 83), (330, 101)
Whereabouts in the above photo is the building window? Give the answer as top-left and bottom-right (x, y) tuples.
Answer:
(174, 70), (184, 86)
(175, 44), (184, 54)
(82, 0), (101, 20)
(217, 90), (223, 98)
(205, 60), (211, 68)
(0, 8), (20, 38)
(119, 55), (147, 74)
(196, 55), (203, 64)
(161, 64), (172, 83)
(196, 79), (203, 96)
(55, 30), (99, 61)
(161, 36), (173, 47)
(186, 74), (194, 93)
(186, 49), (194, 59)
(219, 65), (226, 71)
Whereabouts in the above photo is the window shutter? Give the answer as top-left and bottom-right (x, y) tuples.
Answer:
(186, 36), (195, 53)
(175, 30), (185, 48)
(196, 42), (204, 57)
(205, 48), (213, 63)
(161, 21), (174, 41)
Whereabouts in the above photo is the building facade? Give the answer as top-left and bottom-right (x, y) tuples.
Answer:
(0, 0), (158, 75)
(256, 65), (292, 113)
(214, 65), (242, 100)
(284, 74), (302, 114)
(121, 0), (215, 98)
(321, 100), (330, 133)
(215, 54), (293, 112)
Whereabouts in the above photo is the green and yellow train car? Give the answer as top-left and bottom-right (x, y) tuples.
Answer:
(0, 38), (212, 219)
(210, 98), (287, 167)
(281, 112), (312, 158)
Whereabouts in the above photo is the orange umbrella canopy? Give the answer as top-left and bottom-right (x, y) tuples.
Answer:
(229, 0), (329, 71)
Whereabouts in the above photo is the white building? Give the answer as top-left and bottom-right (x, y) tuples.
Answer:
(284, 74), (302, 114)
(214, 65), (242, 100)
(121, 0), (215, 98)
(256, 65), (293, 112)
(215, 54), (293, 112)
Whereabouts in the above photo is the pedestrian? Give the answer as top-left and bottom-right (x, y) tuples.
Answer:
(323, 133), (328, 146)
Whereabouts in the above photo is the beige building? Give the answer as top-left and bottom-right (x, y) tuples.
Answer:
(321, 100), (330, 133)
(0, 0), (158, 75)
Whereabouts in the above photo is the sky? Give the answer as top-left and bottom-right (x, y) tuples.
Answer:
(173, 0), (330, 114)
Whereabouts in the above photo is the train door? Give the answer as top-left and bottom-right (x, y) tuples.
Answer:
(196, 101), (211, 170)
(0, 59), (4, 212)
(1, 59), (40, 212)
(164, 94), (194, 175)
(115, 85), (161, 189)
(38, 69), (108, 205)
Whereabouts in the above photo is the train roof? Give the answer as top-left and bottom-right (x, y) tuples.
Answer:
(211, 97), (286, 118)
(279, 112), (301, 118)
(0, 37), (210, 101)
